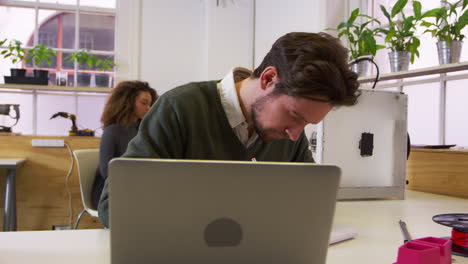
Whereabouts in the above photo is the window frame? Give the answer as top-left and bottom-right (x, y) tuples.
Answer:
(0, 0), (116, 87)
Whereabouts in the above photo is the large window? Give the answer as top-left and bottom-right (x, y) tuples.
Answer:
(0, 0), (116, 135)
(1, 1), (116, 87)
(366, 0), (468, 146)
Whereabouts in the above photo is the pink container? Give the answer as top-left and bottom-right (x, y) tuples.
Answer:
(414, 237), (451, 264)
(393, 237), (451, 264)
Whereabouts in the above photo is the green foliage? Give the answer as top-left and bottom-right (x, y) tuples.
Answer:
(66, 49), (115, 71)
(0, 39), (26, 65)
(421, 0), (468, 43)
(328, 8), (385, 60)
(26, 44), (56, 67)
(379, 0), (439, 63)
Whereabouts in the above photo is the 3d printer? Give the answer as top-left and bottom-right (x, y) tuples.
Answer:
(0, 104), (20, 133)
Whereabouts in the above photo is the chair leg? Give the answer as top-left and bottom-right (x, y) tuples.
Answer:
(74, 209), (87, 229)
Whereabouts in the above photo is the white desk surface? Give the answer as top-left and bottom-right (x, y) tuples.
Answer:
(0, 190), (467, 264)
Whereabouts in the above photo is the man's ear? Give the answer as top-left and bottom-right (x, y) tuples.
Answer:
(259, 66), (279, 91)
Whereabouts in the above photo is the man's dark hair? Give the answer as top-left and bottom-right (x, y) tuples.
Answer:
(252, 32), (360, 106)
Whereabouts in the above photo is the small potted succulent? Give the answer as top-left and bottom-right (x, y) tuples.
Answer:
(66, 49), (115, 87)
(379, 0), (439, 72)
(1, 39), (26, 77)
(421, 0), (468, 64)
(328, 8), (385, 76)
(26, 44), (56, 79)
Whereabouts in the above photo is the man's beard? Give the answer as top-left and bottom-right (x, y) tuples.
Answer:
(251, 93), (287, 141)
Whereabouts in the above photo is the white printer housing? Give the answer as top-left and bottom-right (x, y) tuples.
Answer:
(315, 89), (408, 199)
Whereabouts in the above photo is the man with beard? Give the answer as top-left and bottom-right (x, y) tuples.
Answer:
(97, 32), (360, 227)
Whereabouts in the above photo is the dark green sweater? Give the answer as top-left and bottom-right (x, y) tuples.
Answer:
(98, 81), (313, 227)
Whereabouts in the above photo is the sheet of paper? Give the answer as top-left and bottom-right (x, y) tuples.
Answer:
(329, 227), (358, 245)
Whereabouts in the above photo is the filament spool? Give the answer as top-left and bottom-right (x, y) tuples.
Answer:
(433, 213), (468, 257)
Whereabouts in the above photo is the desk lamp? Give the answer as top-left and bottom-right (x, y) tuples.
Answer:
(0, 104), (20, 133)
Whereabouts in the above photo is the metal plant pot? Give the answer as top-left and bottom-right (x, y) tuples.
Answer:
(350, 58), (370, 77)
(437, 40), (463, 65)
(388, 51), (411, 72)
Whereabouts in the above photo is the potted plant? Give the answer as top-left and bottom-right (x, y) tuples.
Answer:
(328, 8), (385, 76)
(1, 39), (26, 77)
(26, 44), (56, 79)
(379, 0), (439, 72)
(66, 49), (115, 87)
(421, 0), (468, 65)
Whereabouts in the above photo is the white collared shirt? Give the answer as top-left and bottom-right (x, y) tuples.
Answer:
(217, 67), (258, 147)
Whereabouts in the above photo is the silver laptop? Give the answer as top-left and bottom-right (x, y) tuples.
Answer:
(109, 159), (341, 264)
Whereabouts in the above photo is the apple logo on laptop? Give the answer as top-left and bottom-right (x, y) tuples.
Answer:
(204, 217), (243, 247)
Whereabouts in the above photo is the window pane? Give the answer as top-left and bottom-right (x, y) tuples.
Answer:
(36, 10), (60, 48)
(80, 0), (116, 9)
(61, 52), (74, 69)
(447, 79), (468, 146)
(36, 93), (76, 135)
(0, 6), (35, 77)
(79, 13), (115, 51)
(39, 0), (77, 4)
(77, 95), (107, 135)
(404, 83), (440, 145)
(0, 93), (33, 135)
(379, 0), (442, 10)
(62, 12), (76, 49)
(0, 6), (35, 46)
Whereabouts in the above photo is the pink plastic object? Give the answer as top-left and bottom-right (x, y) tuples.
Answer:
(393, 237), (451, 264)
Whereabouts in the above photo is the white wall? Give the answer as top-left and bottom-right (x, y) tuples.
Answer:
(254, 0), (348, 140)
(139, 0), (206, 94)
(115, 0), (344, 142)
(204, 0), (254, 77)
(116, 0), (337, 95)
(254, 0), (346, 67)
(116, 0), (254, 95)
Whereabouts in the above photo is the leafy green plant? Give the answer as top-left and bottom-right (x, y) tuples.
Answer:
(0, 39), (26, 66)
(421, 0), (468, 43)
(328, 8), (385, 60)
(26, 44), (56, 67)
(380, 0), (439, 63)
(66, 49), (115, 71)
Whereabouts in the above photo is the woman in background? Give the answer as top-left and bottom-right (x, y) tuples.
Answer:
(92, 80), (158, 209)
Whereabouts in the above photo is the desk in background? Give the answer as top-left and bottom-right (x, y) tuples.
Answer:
(0, 191), (467, 264)
(0, 135), (101, 231)
(407, 148), (468, 199)
(0, 158), (25, 231)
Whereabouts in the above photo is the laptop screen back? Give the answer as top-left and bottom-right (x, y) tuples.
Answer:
(109, 159), (340, 264)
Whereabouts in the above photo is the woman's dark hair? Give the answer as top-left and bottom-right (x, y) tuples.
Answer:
(252, 32), (360, 106)
(101, 80), (158, 127)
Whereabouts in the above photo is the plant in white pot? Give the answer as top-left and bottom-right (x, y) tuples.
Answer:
(421, 0), (468, 65)
(328, 8), (385, 76)
(1, 39), (26, 77)
(26, 44), (56, 80)
(379, 0), (439, 72)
